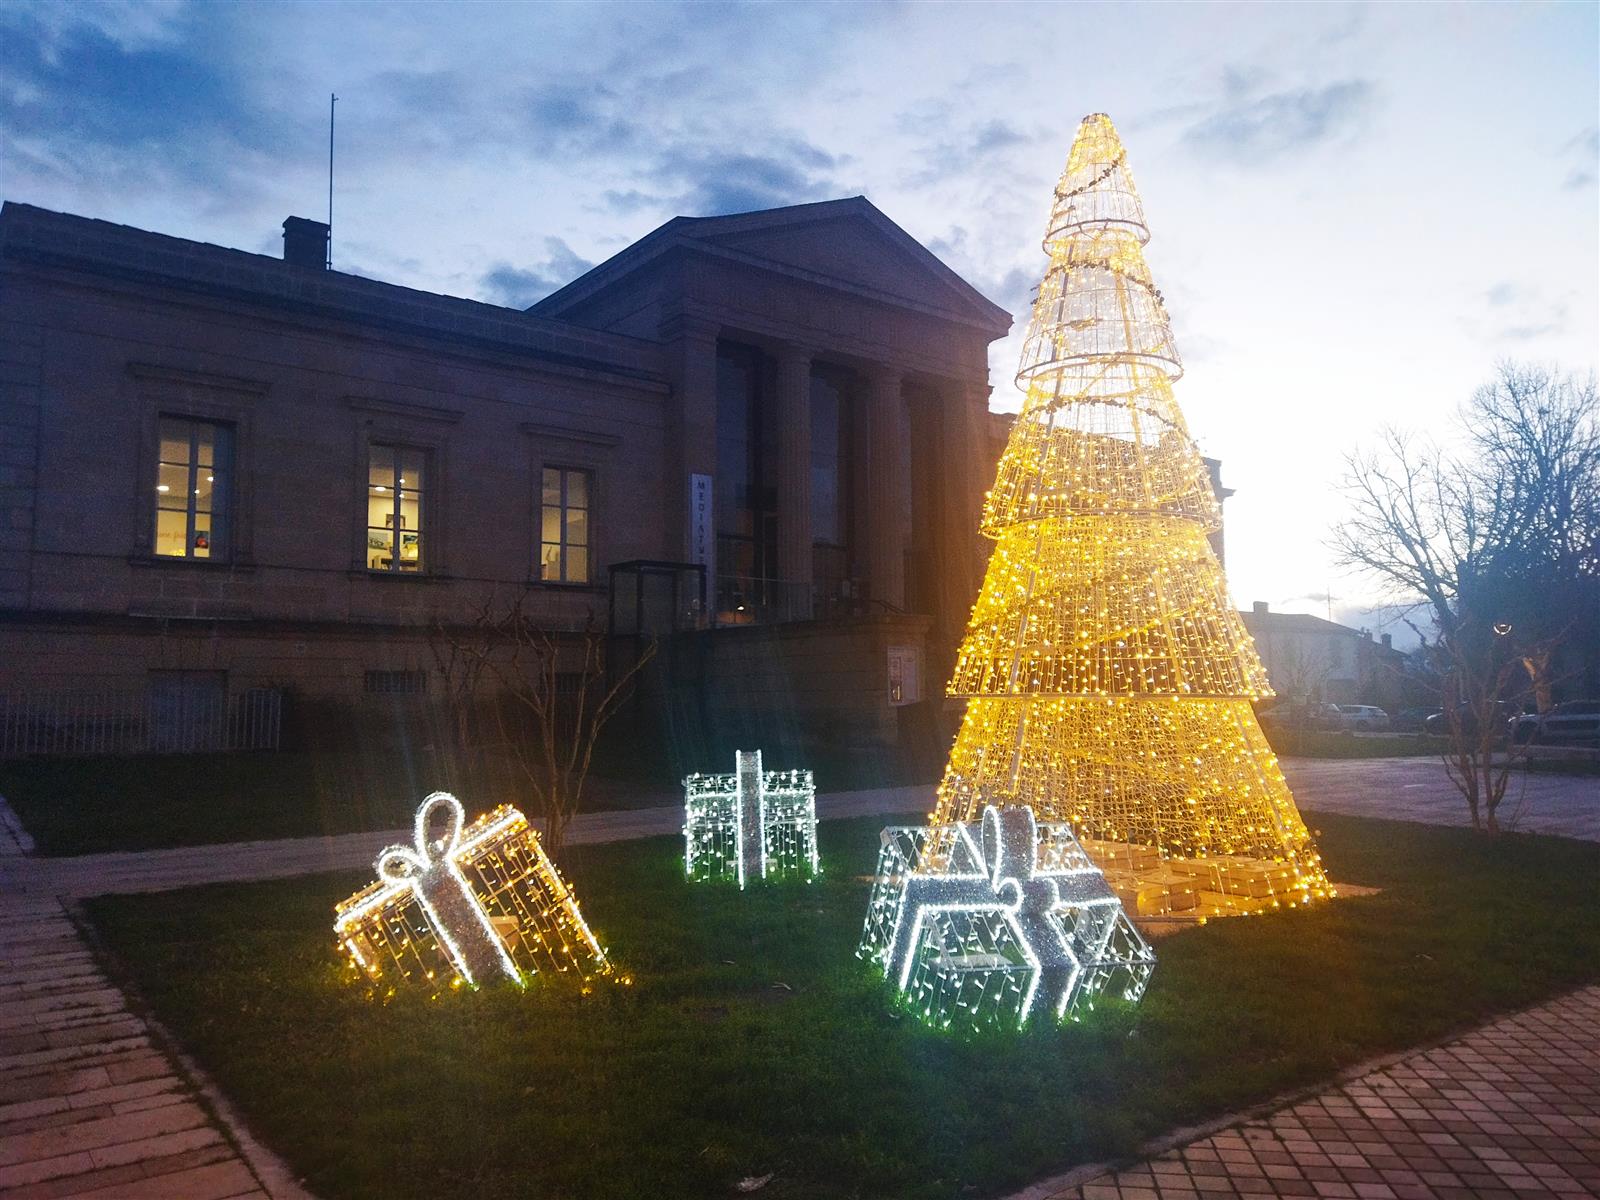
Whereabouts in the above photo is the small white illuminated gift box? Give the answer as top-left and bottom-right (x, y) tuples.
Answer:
(334, 792), (612, 999)
(683, 750), (820, 887)
(859, 804), (1154, 1031)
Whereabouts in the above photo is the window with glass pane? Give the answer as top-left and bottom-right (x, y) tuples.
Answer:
(539, 467), (591, 583)
(366, 445), (425, 572)
(154, 417), (232, 560)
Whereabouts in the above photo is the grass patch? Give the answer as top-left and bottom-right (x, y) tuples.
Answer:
(81, 812), (1600, 1200)
(1, 743), (936, 856)
(0, 750), (680, 856)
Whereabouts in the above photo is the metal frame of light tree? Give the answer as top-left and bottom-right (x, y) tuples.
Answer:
(683, 750), (820, 887)
(334, 792), (613, 999)
(859, 804), (1154, 1031)
(932, 113), (1332, 919)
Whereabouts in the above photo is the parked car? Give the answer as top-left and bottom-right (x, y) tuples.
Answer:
(1330, 704), (1391, 732)
(1508, 700), (1600, 746)
(1259, 702), (1342, 732)
(1391, 706), (1442, 733)
(1424, 702), (1517, 740)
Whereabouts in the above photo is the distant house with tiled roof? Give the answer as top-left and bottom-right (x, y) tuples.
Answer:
(1240, 601), (1408, 707)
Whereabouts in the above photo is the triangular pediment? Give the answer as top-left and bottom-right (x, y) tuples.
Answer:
(695, 215), (957, 310)
(531, 197), (1011, 333)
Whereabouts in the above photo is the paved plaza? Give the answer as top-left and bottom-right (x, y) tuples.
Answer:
(0, 758), (1595, 1199)
(1281, 756), (1600, 842)
(1024, 986), (1600, 1200)
(0, 896), (294, 1200)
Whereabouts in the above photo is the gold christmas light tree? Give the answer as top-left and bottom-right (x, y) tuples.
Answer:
(933, 113), (1332, 919)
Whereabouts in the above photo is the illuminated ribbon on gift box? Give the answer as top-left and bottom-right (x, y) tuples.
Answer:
(885, 804), (1121, 1023)
(683, 750), (819, 887)
(372, 792), (522, 988)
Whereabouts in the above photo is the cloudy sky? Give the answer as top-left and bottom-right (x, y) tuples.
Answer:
(4, 0), (1595, 638)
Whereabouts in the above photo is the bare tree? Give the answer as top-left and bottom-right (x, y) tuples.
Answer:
(1263, 639), (1335, 754)
(427, 590), (497, 794)
(431, 589), (657, 857)
(1461, 364), (1600, 709)
(1331, 363), (1598, 833)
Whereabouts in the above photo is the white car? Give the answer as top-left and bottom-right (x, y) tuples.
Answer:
(1508, 700), (1600, 746)
(1331, 705), (1391, 732)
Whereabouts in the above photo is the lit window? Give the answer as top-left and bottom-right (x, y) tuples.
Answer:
(367, 445), (426, 572)
(154, 417), (232, 560)
(540, 467), (591, 583)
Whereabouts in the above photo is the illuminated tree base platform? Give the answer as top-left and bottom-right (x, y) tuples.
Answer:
(935, 696), (1333, 919)
(1081, 840), (1334, 918)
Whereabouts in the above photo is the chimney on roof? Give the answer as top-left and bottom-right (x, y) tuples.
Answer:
(282, 217), (329, 269)
(1381, 633), (1393, 649)
(1252, 601), (1268, 616)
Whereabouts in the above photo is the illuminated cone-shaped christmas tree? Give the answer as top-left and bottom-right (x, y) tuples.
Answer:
(933, 114), (1332, 918)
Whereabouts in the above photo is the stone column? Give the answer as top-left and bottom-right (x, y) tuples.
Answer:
(866, 365), (907, 612)
(774, 343), (814, 621)
(660, 313), (721, 596)
(929, 378), (991, 643)
(955, 379), (993, 584)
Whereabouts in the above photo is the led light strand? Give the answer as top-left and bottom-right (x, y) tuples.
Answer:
(683, 750), (820, 887)
(933, 113), (1332, 919)
(859, 804), (1154, 1031)
(334, 792), (613, 999)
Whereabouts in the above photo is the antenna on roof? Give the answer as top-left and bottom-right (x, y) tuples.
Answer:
(327, 93), (337, 270)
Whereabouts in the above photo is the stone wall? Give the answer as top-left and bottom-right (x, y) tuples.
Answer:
(0, 214), (670, 656)
(0, 282), (42, 610)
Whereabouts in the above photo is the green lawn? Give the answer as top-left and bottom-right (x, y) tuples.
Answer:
(0, 750), (679, 856)
(1, 744), (935, 856)
(82, 812), (1600, 1200)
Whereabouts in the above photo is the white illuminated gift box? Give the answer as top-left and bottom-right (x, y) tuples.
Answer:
(683, 750), (819, 887)
(859, 804), (1155, 1030)
(334, 792), (612, 999)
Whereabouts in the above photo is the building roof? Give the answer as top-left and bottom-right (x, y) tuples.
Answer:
(531, 196), (1014, 335)
(0, 201), (666, 387)
(1241, 610), (1356, 635)
(1240, 606), (1407, 659)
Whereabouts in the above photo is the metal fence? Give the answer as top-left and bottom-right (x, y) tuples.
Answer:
(0, 688), (283, 758)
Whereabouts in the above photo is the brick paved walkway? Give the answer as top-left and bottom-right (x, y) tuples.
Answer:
(0, 896), (276, 1199)
(1022, 985), (1600, 1200)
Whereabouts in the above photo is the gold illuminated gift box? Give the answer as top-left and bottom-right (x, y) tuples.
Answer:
(334, 793), (612, 999)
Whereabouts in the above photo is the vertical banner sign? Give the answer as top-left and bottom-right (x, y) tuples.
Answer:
(689, 473), (714, 619)
(887, 645), (921, 706)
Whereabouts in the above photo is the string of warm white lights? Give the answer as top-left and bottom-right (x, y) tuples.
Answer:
(683, 750), (820, 887)
(334, 792), (614, 999)
(933, 112), (1332, 919)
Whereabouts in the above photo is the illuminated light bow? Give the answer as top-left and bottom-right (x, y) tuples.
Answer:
(371, 792), (522, 988)
(335, 793), (611, 999)
(866, 803), (1153, 1027)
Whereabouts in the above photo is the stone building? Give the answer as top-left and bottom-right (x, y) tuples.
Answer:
(0, 197), (1010, 768)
